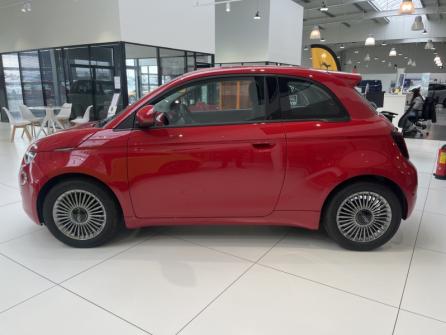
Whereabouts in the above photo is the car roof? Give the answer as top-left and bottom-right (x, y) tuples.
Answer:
(174, 66), (361, 88)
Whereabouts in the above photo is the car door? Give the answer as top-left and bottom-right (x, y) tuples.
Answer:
(127, 75), (286, 218)
(267, 76), (351, 212)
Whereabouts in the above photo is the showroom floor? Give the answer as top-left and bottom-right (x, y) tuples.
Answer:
(0, 122), (446, 335)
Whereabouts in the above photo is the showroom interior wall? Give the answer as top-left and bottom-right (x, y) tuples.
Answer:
(0, 0), (121, 53)
(118, 0), (215, 55)
(215, 0), (303, 65)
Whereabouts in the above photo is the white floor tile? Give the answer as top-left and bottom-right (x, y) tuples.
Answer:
(0, 202), (42, 244)
(424, 188), (446, 216)
(394, 311), (446, 335)
(259, 211), (422, 306)
(180, 265), (397, 335)
(0, 286), (147, 335)
(63, 235), (251, 335)
(402, 249), (446, 322)
(415, 186), (429, 211)
(0, 228), (153, 283)
(0, 254), (53, 312)
(429, 176), (446, 191)
(409, 150), (437, 173)
(0, 183), (20, 207)
(167, 225), (288, 262)
(417, 172), (432, 189)
(406, 139), (441, 154)
(417, 211), (446, 254)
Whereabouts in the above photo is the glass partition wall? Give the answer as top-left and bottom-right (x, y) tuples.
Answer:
(0, 41), (214, 122)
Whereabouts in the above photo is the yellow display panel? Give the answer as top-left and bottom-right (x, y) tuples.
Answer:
(311, 44), (340, 71)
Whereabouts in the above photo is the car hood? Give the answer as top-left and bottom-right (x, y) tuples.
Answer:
(33, 124), (100, 152)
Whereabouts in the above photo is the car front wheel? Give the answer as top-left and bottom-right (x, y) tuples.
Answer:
(42, 179), (120, 247)
(323, 182), (402, 251)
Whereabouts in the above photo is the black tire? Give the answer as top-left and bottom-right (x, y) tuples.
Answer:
(322, 182), (402, 251)
(42, 179), (120, 248)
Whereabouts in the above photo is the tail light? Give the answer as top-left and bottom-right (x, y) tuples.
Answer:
(392, 129), (409, 159)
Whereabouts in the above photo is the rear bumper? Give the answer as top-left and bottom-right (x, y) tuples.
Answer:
(402, 160), (418, 219)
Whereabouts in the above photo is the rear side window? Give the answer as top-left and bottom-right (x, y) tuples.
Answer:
(278, 77), (346, 121)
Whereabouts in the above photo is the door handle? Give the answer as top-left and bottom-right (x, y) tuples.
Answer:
(251, 142), (276, 150)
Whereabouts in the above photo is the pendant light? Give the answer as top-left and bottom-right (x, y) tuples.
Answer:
(364, 54), (371, 62)
(320, 36), (326, 42)
(425, 40), (434, 50)
(381, 41), (387, 46)
(422, 29), (428, 34)
(389, 48), (397, 57)
(365, 34), (376, 46)
(354, 50), (359, 54)
(339, 44), (345, 49)
(399, 0), (415, 14)
(408, 58), (412, 65)
(310, 26), (321, 40)
(320, 1), (328, 12)
(225, 2), (231, 12)
(434, 55), (441, 63)
(411, 16), (424, 30)
(253, 10), (261, 19)
(411, 60), (416, 67)
(304, 45), (309, 51)
(346, 59), (352, 65)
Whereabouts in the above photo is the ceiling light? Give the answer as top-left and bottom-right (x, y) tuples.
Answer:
(408, 58), (412, 65)
(381, 60), (386, 63)
(412, 60), (416, 67)
(389, 48), (397, 57)
(346, 59), (352, 65)
(320, 37), (326, 42)
(225, 2), (231, 12)
(320, 1), (328, 12)
(411, 16), (424, 31)
(434, 55), (441, 62)
(340, 44), (345, 49)
(357, 61), (361, 64)
(381, 41), (387, 46)
(354, 50), (359, 54)
(21, 1), (31, 12)
(364, 54), (371, 61)
(388, 62), (392, 67)
(422, 29), (428, 34)
(398, 53), (403, 56)
(425, 40), (434, 50)
(310, 26), (321, 40)
(253, 10), (261, 19)
(365, 34), (376, 46)
(399, 0), (415, 15)
(304, 45), (308, 51)
(374, 57), (379, 60)
(404, 56), (408, 59)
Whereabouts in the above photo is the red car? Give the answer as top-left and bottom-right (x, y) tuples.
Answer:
(19, 66), (417, 250)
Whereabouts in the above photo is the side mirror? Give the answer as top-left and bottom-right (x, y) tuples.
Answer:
(136, 105), (155, 128)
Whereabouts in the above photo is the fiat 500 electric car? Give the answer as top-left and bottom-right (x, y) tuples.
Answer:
(19, 66), (417, 250)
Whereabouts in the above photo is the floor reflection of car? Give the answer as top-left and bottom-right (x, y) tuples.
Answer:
(428, 83), (446, 107)
(68, 80), (113, 119)
(20, 66), (417, 251)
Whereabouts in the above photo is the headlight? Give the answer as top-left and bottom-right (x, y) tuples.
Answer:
(23, 144), (37, 165)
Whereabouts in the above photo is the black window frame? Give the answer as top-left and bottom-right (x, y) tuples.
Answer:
(132, 74), (267, 129)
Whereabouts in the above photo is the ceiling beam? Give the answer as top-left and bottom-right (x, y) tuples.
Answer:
(303, 6), (446, 27)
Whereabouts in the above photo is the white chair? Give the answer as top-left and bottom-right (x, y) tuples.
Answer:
(19, 104), (44, 137)
(56, 103), (72, 128)
(71, 105), (92, 125)
(2, 107), (32, 142)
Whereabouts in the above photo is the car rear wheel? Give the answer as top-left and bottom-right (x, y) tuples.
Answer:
(323, 182), (402, 251)
(42, 179), (120, 247)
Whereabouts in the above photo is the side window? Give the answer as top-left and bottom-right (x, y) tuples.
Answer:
(278, 77), (345, 120)
(152, 77), (265, 127)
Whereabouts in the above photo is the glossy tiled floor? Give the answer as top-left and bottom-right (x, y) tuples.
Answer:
(1, 122), (446, 335)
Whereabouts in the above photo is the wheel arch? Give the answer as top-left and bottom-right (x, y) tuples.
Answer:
(37, 173), (124, 224)
(321, 175), (408, 223)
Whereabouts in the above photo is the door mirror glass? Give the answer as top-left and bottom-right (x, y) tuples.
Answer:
(136, 105), (155, 128)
